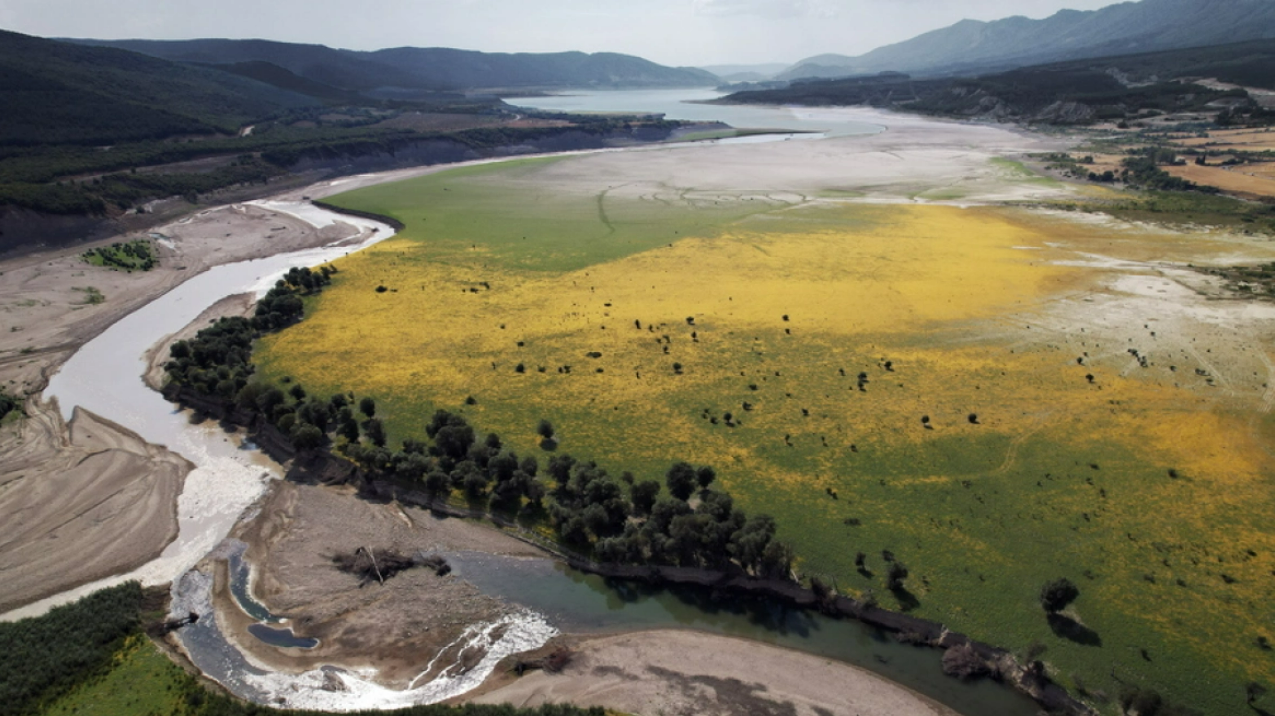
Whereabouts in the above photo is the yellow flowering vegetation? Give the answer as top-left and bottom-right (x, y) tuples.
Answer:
(256, 159), (1275, 715)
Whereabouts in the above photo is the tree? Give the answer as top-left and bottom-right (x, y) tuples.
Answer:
(696, 466), (717, 492)
(290, 424), (324, 450)
(886, 562), (909, 591)
(435, 423), (475, 460)
(256, 386), (285, 415)
(631, 480), (662, 515)
(666, 461), (697, 501)
(424, 470), (451, 499)
(730, 514), (776, 572)
(337, 418), (360, 443)
(1247, 682), (1267, 706)
(520, 455), (539, 477)
(1040, 578), (1079, 614)
(537, 419), (555, 440)
(759, 539), (795, 579)
(363, 417), (387, 447)
(359, 396), (376, 418)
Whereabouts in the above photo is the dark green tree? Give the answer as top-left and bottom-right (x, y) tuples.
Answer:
(666, 461), (697, 501)
(537, 419), (555, 440)
(290, 424), (324, 450)
(359, 396), (376, 417)
(886, 562), (909, 591)
(1040, 578), (1080, 614)
(363, 417), (387, 447)
(696, 466), (717, 492)
(631, 480), (662, 515)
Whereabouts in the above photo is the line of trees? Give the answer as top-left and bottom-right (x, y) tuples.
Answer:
(165, 265), (333, 407)
(164, 265), (796, 579)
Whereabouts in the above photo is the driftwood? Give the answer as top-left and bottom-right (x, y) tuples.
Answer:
(151, 611), (199, 635)
(331, 548), (450, 586)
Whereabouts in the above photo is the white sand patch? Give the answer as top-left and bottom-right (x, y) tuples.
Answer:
(238, 612), (557, 710)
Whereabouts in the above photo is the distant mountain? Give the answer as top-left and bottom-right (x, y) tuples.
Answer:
(0, 30), (317, 145)
(779, 0), (1275, 80)
(725, 39), (1275, 125)
(699, 63), (788, 82)
(71, 38), (719, 92)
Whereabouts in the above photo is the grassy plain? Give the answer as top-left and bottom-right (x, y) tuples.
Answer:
(256, 156), (1275, 715)
(42, 636), (193, 716)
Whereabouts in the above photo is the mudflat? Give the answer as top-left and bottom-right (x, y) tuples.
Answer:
(470, 629), (958, 716)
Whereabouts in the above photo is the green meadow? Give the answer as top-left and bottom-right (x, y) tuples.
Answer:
(257, 156), (1275, 715)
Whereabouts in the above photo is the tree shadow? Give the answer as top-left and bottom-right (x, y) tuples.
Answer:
(890, 586), (920, 612)
(1047, 613), (1102, 646)
(857, 567), (873, 579)
(539, 438), (558, 452)
(1250, 707), (1273, 716)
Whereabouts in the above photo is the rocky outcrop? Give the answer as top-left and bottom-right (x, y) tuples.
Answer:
(1034, 100), (1097, 124)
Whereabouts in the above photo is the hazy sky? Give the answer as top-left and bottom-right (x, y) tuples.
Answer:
(1, 0), (1124, 66)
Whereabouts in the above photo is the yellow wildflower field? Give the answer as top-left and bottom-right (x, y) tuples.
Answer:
(256, 158), (1275, 714)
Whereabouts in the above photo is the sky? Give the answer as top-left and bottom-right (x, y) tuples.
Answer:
(0, 0), (1125, 66)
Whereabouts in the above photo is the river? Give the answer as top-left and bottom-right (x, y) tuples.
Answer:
(29, 91), (1037, 715)
(505, 88), (888, 138)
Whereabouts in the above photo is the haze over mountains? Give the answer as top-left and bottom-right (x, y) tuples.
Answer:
(69, 38), (717, 95)
(778, 0), (1275, 81)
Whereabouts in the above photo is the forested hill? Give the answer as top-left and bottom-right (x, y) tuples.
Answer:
(69, 38), (720, 92)
(779, 0), (1275, 80)
(0, 30), (319, 145)
(725, 40), (1275, 125)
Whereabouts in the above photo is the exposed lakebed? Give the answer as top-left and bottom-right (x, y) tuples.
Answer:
(35, 93), (1066, 714)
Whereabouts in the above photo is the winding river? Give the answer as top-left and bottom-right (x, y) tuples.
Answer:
(26, 91), (1039, 714)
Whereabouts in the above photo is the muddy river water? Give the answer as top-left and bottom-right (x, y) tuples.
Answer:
(32, 92), (1040, 713)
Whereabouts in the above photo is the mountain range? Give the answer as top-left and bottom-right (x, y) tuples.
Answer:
(0, 30), (319, 145)
(69, 38), (718, 94)
(779, 0), (1275, 80)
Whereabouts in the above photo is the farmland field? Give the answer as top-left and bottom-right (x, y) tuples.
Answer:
(256, 145), (1275, 715)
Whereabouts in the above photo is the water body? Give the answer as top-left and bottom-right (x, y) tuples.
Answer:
(446, 551), (1040, 716)
(247, 624), (320, 649)
(505, 88), (887, 138)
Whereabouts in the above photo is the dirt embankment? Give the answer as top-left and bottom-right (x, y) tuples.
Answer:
(0, 403), (189, 613)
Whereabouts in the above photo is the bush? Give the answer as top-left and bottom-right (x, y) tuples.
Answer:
(1040, 577), (1080, 613)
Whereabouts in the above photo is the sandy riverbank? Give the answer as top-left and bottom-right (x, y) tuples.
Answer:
(0, 405), (189, 613)
(468, 628), (959, 716)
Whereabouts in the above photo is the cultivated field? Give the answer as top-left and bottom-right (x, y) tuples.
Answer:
(256, 136), (1275, 715)
(1165, 162), (1275, 198)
